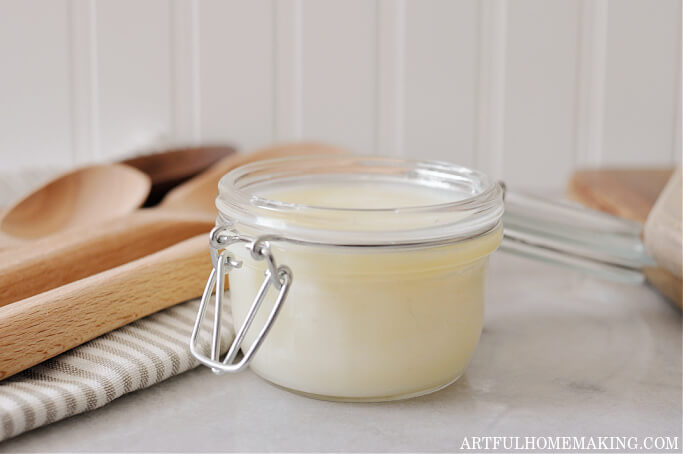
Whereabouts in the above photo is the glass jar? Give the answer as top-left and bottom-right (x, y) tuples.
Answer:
(190, 155), (503, 401)
(189, 154), (653, 402)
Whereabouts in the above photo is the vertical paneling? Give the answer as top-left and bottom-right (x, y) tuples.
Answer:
(476, 0), (508, 179)
(0, 0), (72, 167)
(402, 0), (479, 165)
(674, 12), (681, 165)
(69, 0), (98, 164)
(0, 1), (680, 178)
(198, 0), (274, 151)
(602, 0), (681, 165)
(503, 0), (581, 189)
(674, 1), (682, 164)
(376, 0), (405, 157)
(300, 0), (376, 154)
(274, 0), (303, 142)
(171, 0), (201, 144)
(575, 0), (608, 167)
(95, 0), (173, 160)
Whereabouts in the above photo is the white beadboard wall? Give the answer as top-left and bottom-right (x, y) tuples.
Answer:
(0, 0), (680, 189)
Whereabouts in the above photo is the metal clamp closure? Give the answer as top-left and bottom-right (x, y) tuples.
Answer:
(189, 226), (292, 374)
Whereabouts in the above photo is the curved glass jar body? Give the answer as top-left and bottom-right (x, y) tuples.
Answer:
(214, 155), (504, 401)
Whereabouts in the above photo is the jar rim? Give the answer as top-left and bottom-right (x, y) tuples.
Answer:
(216, 154), (504, 247)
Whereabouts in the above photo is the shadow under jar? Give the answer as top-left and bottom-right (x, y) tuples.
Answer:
(191, 155), (504, 402)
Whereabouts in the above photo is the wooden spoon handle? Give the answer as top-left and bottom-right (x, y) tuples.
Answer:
(0, 235), (211, 380)
(0, 210), (212, 307)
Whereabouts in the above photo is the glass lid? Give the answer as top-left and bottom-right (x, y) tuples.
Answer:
(216, 155), (504, 247)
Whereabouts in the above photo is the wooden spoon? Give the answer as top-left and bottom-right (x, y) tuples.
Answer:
(0, 235), (210, 380)
(0, 142), (346, 308)
(0, 146), (235, 251)
(121, 145), (236, 207)
(0, 164), (151, 249)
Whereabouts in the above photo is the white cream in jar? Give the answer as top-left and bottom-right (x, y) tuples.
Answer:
(199, 156), (504, 401)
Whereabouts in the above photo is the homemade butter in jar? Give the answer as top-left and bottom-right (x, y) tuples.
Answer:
(190, 155), (504, 401)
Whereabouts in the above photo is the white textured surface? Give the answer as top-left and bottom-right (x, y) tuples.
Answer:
(0, 0), (680, 187)
(1, 253), (680, 452)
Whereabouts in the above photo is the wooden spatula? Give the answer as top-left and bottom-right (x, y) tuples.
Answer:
(568, 168), (681, 308)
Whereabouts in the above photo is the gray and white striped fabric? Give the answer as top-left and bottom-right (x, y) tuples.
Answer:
(0, 167), (234, 442)
(0, 298), (234, 442)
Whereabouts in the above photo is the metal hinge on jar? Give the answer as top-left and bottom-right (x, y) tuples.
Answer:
(189, 226), (292, 374)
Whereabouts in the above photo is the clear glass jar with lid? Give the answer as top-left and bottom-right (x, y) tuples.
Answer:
(190, 154), (651, 402)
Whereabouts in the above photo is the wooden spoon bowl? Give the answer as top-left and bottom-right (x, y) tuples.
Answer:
(0, 164), (150, 242)
(0, 146), (236, 251)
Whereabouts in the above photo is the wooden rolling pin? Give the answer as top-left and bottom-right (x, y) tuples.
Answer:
(0, 235), (209, 380)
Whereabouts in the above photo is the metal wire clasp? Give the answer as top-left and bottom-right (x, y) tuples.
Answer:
(189, 226), (292, 374)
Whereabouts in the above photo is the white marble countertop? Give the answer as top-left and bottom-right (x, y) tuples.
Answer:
(2, 253), (681, 452)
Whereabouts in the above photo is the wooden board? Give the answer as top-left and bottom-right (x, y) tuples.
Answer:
(568, 168), (681, 309)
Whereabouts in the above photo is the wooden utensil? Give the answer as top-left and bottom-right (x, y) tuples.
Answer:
(0, 146), (235, 251)
(0, 143), (347, 380)
(568, 167), (681, 308)
(568, 168), (674, 222)
(0, 234), (209, 380)
(0, 143), (346, 307)
(121, 145), (236, 206)
(0, 164), (151, 249)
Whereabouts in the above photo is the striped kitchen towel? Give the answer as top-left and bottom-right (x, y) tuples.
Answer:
(0, 297), (234, 442)
(0, 166), (234, 441)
